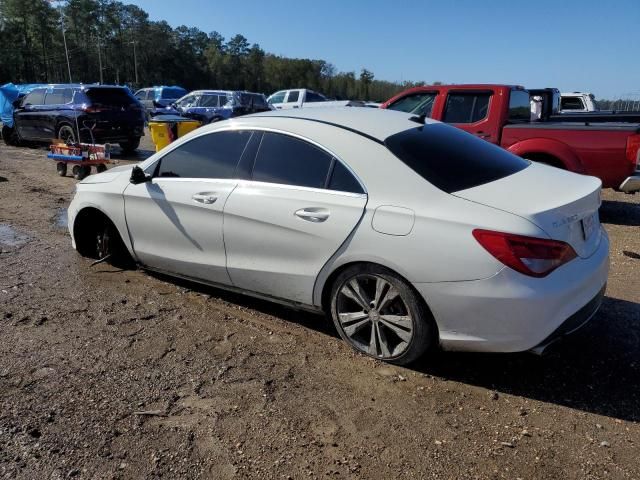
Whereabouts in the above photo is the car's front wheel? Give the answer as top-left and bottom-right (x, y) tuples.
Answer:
(330, 264), (436, 365)
(119, 137), (140, 153)
(2, 125), (21, 146)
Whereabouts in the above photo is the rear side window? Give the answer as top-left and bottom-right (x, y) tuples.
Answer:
(200, 94), (219, 107)
(44, 89), (65, 105)
(443, 93), (491, 123)
(24, 89), (45, 106)
(328, 161), (364, 194)
(287, 91), (300, 103)
(561, 97), (584, 110)
(385, 123), (528, 193)
(387, 93), (437, 117)
(508, 90), (531, 122)
(156, 130), (252, 179)
(252, 132), (333, 189)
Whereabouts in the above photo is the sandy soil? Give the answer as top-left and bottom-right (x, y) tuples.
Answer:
(0, 134), (638, 479)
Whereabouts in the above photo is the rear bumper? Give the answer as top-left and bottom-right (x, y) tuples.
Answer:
(619, 173), (640, 193)
(415, 229), (609, 353)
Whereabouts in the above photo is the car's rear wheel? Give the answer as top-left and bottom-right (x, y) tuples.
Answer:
(58, 125), (76, 144)
(119, 137), (140, 153)
(330, 264), (436, 365)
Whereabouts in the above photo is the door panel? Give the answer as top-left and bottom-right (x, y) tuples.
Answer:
(224, 182), (367, 304)
(124, 179), (237, 284)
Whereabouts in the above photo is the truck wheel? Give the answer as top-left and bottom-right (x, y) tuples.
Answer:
(56, 162), (67, 177)
(58, 125), (76, 144)
(119, 137), (140, 153)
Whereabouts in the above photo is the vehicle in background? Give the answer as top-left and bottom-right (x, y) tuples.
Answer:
(267, 89), (364, 109)
(68, 108), (608, 365)
(5, 84), (145, 152)
(560, 92), (599, 113)
(382, 84), (640, 193)
(134, 86), (187, 119)
(158, 90), (271, 123)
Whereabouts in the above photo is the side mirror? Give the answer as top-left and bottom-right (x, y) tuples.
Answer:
(130, 165), (151, 184)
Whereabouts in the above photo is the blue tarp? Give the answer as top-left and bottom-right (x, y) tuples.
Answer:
(0, 83), (45, 127)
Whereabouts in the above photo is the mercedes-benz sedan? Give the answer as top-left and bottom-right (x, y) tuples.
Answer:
(68, 108), (609, 365)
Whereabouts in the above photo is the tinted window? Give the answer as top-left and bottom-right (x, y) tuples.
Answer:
(385, 123), (528, 193)
(287, 91), (300, 103)
(443, 93), (491, 123)
(508, 90), (531, 121)
(44, 89), (65, 105)
(305, 91), (326, 102)
(269, 92), (286, 104)
(85, 88), (136, 106)
(156, 130), (252, 179)
(161, 87), (187, 99)
(252, 132), (332, 189)
(24, 89), (45, 106)
(239, 93), (268, 109)
(561, 97), (584, 110)
(328, 161), (364, 194)
(388, 93), (437, 117)
(200, 94), (219, 107)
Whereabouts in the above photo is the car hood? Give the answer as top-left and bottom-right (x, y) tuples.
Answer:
(80, 164), (134, 184)
(453, 162), (603, 258)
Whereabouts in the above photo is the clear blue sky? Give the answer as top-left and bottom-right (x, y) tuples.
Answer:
(127, 0), (639, 99)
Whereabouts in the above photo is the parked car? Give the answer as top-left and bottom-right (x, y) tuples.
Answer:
(267, 89), (363, 109)
(381, 84), (640, 194)
(134, 86), (187, 119)
(158, 90), (271, 123)
(68, 108), (608, 365)
(560, 92), (599, 113)
(4, 84), (145, 152)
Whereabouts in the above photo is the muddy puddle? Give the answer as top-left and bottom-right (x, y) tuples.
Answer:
(54, 208), (68, 229)
(0, 224), (30, 248)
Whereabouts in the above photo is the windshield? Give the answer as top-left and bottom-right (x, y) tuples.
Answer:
(388, 93), (437, 117)
(160, 87), (187, 99)
(385, 123), (529, 193)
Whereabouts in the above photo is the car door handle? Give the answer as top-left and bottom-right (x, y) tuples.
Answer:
(192, 193), (217, 204)
(295, 208), (330, 223)
(474, 131), (490, 138)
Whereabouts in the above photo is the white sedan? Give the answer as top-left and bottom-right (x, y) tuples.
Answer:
(68, 108), (609, 365)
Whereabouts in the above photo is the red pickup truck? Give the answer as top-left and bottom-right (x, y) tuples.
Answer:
(381, 84), (640, 193)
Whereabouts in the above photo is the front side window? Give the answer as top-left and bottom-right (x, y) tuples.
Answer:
(443, 92), (491, 123)
(385, 123), (528, 193)
(561, 97), (585, 110)
(286, 91), (300, 103)
(268, 91), (286, 104)
(508, 90), (531, 122)
(252, 132), (333, 189)
(200, 94), (219, 107)
(175, 95), (198, 109)
(23, 89), (45, 106)
(387, 92), (437, 117)
(134, 90), (146, 100)
(155, 130), (252, 179)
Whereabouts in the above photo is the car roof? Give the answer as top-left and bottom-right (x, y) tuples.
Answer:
(250, 107), (437, 141)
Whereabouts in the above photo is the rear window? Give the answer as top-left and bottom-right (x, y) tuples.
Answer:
(385, 123), (529, 193)
(161, 87), (187, 99)
(84, 88), (136, 106)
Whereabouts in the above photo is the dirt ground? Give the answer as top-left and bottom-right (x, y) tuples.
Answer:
(0, 132), (638, 480)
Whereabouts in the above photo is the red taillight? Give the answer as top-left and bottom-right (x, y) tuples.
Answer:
(626, 134), (640, 171)
(472, 229), (577, 278)
(82, 105), (103, 113)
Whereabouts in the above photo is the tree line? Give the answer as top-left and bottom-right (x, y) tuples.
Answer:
(0, 0), (429, 101)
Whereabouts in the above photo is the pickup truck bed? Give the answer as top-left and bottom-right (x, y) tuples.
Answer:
(381, 84), (640, 193)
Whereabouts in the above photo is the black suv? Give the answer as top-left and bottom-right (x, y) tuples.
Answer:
(4, 85), (145, 152)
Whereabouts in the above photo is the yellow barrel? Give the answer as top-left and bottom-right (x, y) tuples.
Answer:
(149, 121), (173, 152)
(177, 119), (201, 137)
(148, 116), (202, 152)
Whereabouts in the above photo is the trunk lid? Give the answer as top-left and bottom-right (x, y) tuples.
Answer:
(454, 163), (602, 258)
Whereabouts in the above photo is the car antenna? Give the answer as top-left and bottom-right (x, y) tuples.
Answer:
(409, 113), (427, 124)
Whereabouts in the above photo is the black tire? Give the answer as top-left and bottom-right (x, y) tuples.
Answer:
(72, 165), (81, 179)
(57, 124), (76, 144)
(77, 165), (91, 180)
(329, 264), (437, 365)
(56, 162), (67, 177)
(76, 214), (130, 267)
(96, 164), (107, 173)
(119, 137), (140, 153)
(2, 125), (20, 146)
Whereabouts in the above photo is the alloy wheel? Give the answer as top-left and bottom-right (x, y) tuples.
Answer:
(335, 274), (414, 359)
(58, 125), (76, 144)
